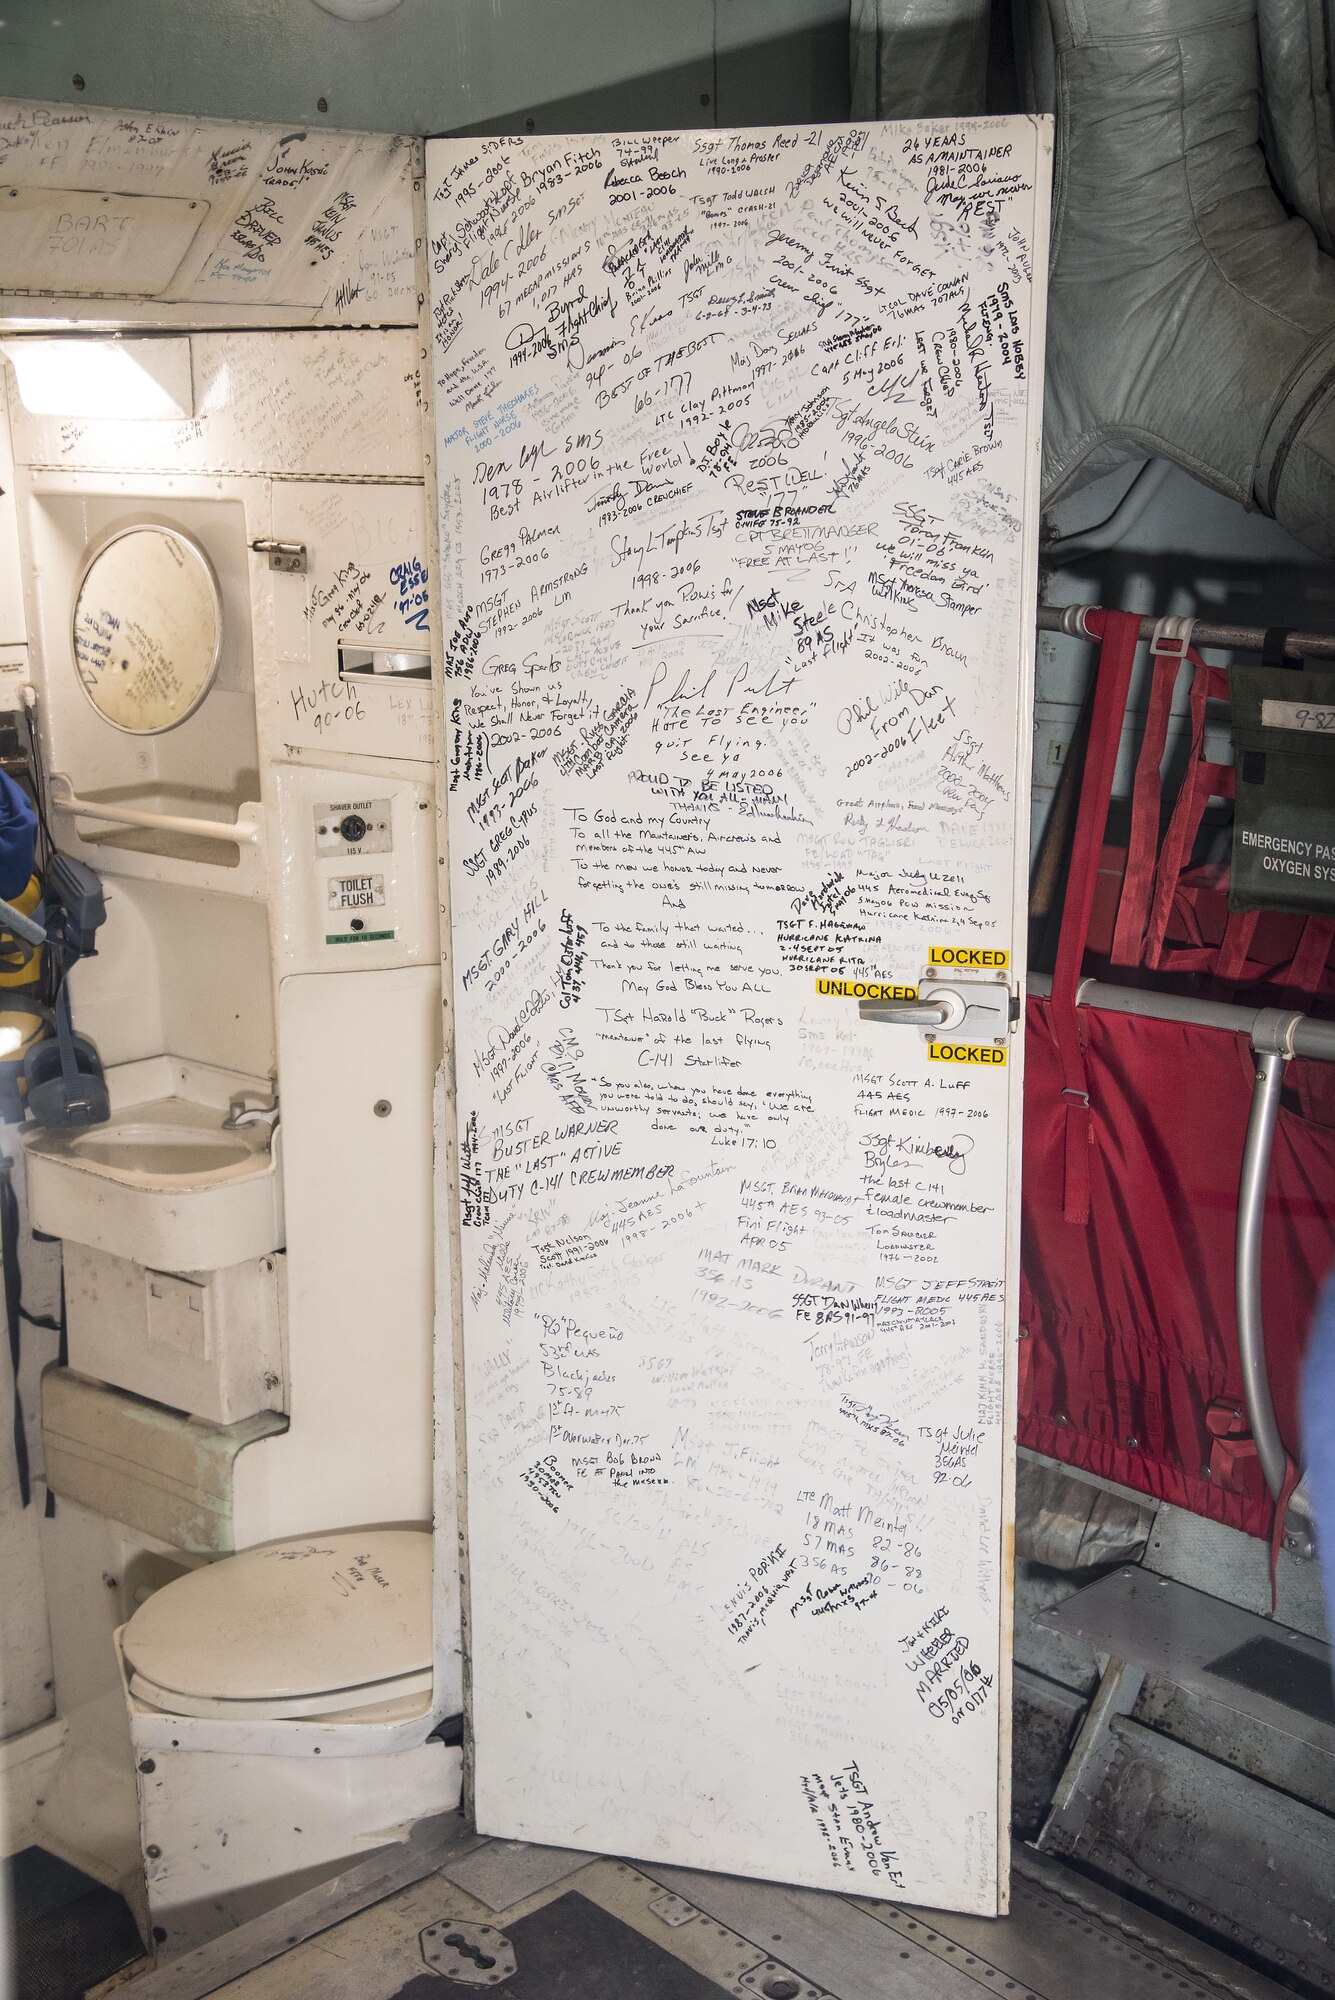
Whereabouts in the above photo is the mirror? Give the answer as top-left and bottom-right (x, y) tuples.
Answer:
(72, 526), (222, 734)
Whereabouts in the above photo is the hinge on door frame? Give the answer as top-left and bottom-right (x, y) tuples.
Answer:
(250, 538), (307, 574)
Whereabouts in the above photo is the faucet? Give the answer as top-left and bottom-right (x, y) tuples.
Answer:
(223, 1093), (280, 1133)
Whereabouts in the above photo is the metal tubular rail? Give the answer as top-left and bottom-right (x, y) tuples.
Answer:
(1236, 1047), (1291, 1502)
(1027, 972), (1335, 1064)
(0, 895), (46, 950)
(49, 776), (260, 848)
(1037, 601), (1335, 660)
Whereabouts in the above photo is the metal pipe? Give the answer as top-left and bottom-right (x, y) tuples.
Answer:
(1236, 1049), (1290, 1502)
(1037, 602), (1335, 660)
(1042, 458), (1175, 561)
(0, 896), (46, 950)
(1027, 972), (1335, 1064)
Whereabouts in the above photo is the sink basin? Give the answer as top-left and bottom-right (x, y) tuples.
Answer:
(24, 1057), (284, 1269)
(64, 1121), (258, 1178)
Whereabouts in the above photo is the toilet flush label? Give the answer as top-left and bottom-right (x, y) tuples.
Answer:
(328, 874), (385, 910)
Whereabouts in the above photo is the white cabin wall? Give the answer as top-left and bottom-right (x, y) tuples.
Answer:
(0, 384), (26, 650)
(3, 318), (438, 1511)
(0, 105), (453, 1904)
(0, 300), (447, 1899)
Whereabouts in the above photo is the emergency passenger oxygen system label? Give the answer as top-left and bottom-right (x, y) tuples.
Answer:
(1230, 665), (1335, 916)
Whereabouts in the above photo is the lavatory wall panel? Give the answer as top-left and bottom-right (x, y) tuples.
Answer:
(63, 880), (274, 1076)
(230, 966), (439, 1541)
(0, 385), (26, 648)
(19, 483), (260, 811)
(155, 886), (276, 1077)
(8, 331), (422, 482)
(63, 879), (168, 1068)
(0, 102), (415, 330)
(267, 760), (437, 982)
(270, 481), (433, 766)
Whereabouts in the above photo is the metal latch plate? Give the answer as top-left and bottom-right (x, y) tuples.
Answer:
(251, 538), (308, 574)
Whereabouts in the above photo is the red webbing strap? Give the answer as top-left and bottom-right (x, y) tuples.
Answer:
(1214, 908), (1262, 984)
(1051, 609), (1142, 1225)
(1110, 621), (1195, 967)
(1283, 916), (1335, 1000)
(1144, 662), (1229, 968)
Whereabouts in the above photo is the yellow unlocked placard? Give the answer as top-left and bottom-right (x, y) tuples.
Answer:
(815, 978), (919, 1001)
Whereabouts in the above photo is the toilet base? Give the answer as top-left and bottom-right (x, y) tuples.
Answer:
(134, 1729), (462, 1958)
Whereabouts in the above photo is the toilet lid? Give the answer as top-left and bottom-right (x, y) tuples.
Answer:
(121, 1529), (432, 1704)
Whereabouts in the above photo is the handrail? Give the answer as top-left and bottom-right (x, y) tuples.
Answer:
(1236, 1046), (1290, 1503)
(1027, 972), (1335, 1064)
(49, 776), (260, 848)
(1037, 601), (1335, 660)
(858, 998), (952, 1029)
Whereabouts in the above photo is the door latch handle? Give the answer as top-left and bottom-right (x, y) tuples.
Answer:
(859, 980), (1013, 1040)
(858, 998), (952, 1028)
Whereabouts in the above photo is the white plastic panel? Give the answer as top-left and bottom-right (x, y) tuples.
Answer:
(64, 1242), (284, 1427)
(270, 481), (434, 764)
(0, 382), (28, 646)
(230, 966), (441, 1543)
(9, 329), (422, 479)
(431, 122), (1051, 1913)
(131, 1725), (460, 1958)
(0, 185), (210, 296)
(268, 759), (438, 978)
(0, 100), (414, 325)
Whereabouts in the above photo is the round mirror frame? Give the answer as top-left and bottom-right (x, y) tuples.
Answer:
(70, 523), (224, 736)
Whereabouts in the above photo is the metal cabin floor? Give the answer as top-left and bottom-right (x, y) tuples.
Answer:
(115, 1817), (1298, 2000)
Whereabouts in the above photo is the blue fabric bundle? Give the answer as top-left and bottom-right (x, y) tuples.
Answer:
(0, 771), (37, 901)
(1302, 1273), (1335, 1637)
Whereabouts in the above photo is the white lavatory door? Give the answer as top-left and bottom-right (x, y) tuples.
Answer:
(428, 116), (1051, 1914)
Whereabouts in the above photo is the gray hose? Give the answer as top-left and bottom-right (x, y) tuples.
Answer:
(1042, 0), (1335, 560)
(1042, 459), (1174, 561)
(1257, 0), (1335, 253)
(849, 0), (991, 118)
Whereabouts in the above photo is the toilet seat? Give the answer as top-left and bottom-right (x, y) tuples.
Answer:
(126, 1665), (435, 1722)
(121, 1528), (433, 1723)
